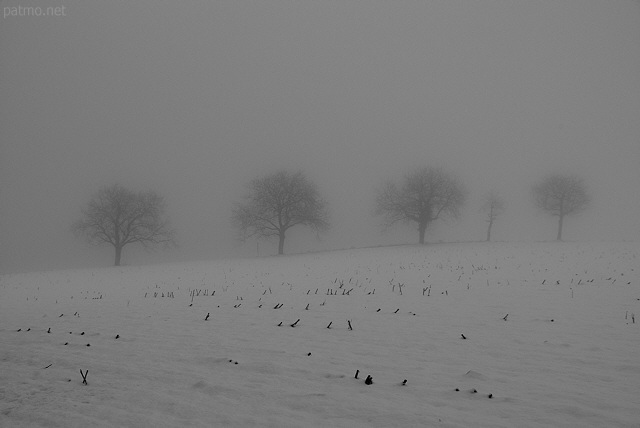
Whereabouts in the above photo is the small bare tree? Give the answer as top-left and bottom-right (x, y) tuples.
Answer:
(232, 170), (329, 255)
(480, 190), (505, 242)
(532, 174), (590, 241)
(376, 166), (466, 244)
(72, 184), (176, 266)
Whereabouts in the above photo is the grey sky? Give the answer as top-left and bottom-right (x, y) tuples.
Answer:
(1, 0), (639, 273)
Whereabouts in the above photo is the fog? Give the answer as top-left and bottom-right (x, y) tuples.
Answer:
(1, 0), (639, 273)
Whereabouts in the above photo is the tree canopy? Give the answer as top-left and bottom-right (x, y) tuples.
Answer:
(72, 184), (175, 265)
(532, 174), (589, 241)
(376, 167), (466, 244)
(232, 170), (329, 255)
(480, 190), (506, 242)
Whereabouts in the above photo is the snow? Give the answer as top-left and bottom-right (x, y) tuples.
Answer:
(1, 241), (638, 427)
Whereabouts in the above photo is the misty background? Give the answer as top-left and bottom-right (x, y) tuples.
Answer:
(1, 0), (639, 274)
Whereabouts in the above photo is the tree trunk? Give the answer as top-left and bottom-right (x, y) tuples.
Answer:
(418, 222), (427, 245)
(114, 245), (123, 266)
(278, 231), (285, 255)
(556, 215), (564, 241)
(486, 219), (493, 242)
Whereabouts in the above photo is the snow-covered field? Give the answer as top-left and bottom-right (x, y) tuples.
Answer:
(1, 242), (638, 427)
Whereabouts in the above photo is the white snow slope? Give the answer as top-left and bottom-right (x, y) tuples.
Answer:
(1, 242), (638, 428)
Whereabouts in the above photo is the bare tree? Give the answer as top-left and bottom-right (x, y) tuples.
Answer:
(480, 190), (505, 242)
(232, 170), (329, 255)
(532, 174), (590, 241)
(376, 166), (466, 244)
(72, 184), (176, 266)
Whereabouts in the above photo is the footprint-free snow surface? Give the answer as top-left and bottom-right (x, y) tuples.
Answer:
(1, 242), (638, 427)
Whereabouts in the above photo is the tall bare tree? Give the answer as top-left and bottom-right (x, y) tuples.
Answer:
(532, 174), (589, 241)
(480, 190), (505, 242)
(232, 170), (329, 255)
(72, 184), (176, 266)
(376, 166), (466, 245)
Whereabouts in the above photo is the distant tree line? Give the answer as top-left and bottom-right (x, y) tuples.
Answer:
(72, 169), (590, 265)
